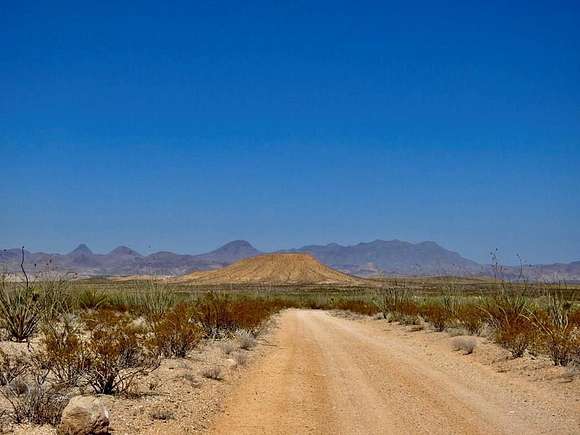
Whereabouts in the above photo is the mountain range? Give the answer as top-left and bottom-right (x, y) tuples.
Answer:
(2, 240), (579, 281)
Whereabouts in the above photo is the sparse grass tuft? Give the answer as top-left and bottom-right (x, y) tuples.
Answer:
(220, 341), (237, 355)
(150, 407), (174, 421)
(178, 372), (202, 388)
(236, 329), (257, 350)
(451, 337), (477, 354)
(201, 365), (224, 381)
(232, 351), (248, 367)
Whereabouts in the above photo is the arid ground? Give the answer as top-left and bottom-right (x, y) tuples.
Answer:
(210, 310), (579, 435)
(1, 269), (578, 434)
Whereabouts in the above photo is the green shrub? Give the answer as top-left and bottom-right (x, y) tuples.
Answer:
(76, 288), (109, 310)
(0, 285), (41, 342)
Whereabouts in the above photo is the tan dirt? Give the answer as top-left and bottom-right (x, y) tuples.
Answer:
(209, 310), (580, 435)
(174, 253), (369, 286)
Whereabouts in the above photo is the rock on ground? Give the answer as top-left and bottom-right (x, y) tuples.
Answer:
(58, 396), (109, 435)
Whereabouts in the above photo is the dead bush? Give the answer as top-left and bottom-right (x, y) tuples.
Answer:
(149, 303), (203, 358)
(0, 355), (70, 426)
(494, 319), (535, 358)
(451, 337), (477, 354)
(2, 381), (70, 425)
(0, 350), (30, 386)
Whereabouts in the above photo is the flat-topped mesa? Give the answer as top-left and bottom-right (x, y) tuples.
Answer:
(174, 253), (367, 285)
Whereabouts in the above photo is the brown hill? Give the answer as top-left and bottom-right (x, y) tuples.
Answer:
(173, 253), (367, 285)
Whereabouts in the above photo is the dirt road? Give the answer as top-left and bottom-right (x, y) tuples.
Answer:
(210, 310), (579, 435)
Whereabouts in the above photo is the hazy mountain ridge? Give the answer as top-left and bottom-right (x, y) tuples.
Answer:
(287, 240), (483, 276)
(2, 240), (580, 281)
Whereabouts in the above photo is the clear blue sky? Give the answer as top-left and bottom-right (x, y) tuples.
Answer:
(1, 1), (579, 264)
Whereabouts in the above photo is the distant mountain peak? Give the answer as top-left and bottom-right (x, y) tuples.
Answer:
(196, 240), (261, 263)
(69, 244), (93, 255)
(109, 246), (142, 257)
(220, 240), (254, 249)
(2, 239), (579, 282)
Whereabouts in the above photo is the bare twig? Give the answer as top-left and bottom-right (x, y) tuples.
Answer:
(20, 247), (29, 290)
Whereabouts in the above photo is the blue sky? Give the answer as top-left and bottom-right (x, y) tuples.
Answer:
(1, 1), (579, 264)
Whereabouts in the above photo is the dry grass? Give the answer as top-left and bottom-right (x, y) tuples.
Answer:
(232, 351), (248, 367)
(220, 341), (237, 355)
(0, 350), (29, 386)
(177, 372), (202, 388)
(150, 407), (175, 421)
(0, 354), (71, 425)
(236, 329), (257, 350)
(201, 365), (224, 381)
(451, 337), (477, 354)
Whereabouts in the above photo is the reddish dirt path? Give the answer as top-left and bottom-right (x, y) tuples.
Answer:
(209, 310), (579, 435)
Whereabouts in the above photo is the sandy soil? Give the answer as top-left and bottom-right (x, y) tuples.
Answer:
(210, 310), (580, 435)
(0, 328), (276, 434)
(173, 254), (368, 285)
